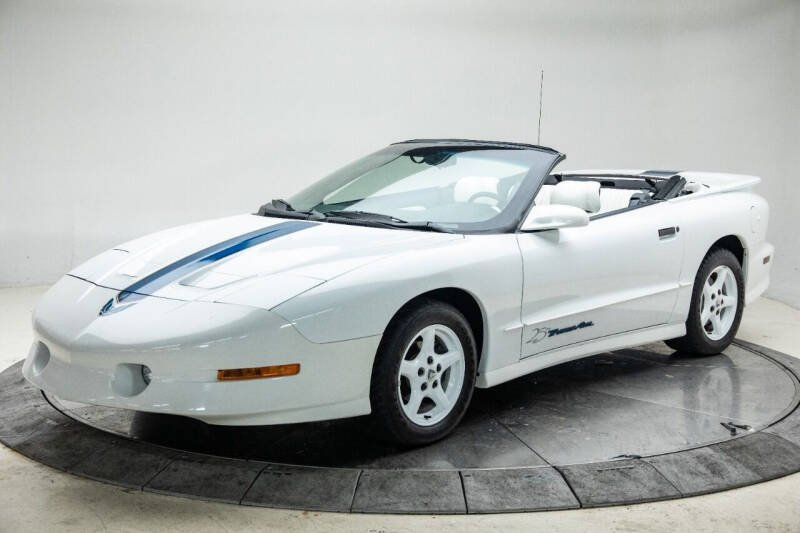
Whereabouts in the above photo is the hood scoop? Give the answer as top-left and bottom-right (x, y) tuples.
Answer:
(178, 269), (249, 290)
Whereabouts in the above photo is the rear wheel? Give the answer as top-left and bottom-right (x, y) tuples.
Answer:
(370, 299), (477, 445)
(666, 248), (744, 355)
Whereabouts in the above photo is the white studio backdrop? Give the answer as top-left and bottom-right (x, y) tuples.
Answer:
(1, 0), (798, 307)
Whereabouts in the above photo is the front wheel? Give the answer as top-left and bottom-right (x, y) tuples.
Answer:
(370, 299), (477, 445)
(666, 248), (744, 355)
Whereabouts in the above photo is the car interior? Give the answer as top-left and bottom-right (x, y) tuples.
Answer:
(535, 174), (700, 218)
(314, 173), (699, 226)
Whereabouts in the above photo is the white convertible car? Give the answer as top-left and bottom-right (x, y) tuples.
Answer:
(23, 139), (773, 444)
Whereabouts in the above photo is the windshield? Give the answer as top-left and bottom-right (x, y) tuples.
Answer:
(286, 142), (563, 233)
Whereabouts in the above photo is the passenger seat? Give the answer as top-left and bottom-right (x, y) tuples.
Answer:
(549, 181), (601, 214)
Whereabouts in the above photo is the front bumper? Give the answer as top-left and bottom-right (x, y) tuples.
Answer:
(22, 275), (379, 425)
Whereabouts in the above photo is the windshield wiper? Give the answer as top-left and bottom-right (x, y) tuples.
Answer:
(258, 199), (324, 220)
(324, 210), (408, 223)
(258, 203), (454, 233)
(323, 210), (454, 233)
(388, 220), (455, 233)
(270, 198), (295, 211)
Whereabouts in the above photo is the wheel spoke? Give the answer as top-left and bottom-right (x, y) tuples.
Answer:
(716, 272), (726, 293)
(700, 307), (711, 325)
(405, 389), (423, 415)
(724, 269), (735, 290)
(710, 313), (723, 335)
(430, 386), (450, 409)
(711, 269), (726, 292)
(400, 359), (420, 380)
(719, 298), (734, 310)
(703, 282), (713, 303)
(420, 327), (436, 354)
(437, 350), (462, 372)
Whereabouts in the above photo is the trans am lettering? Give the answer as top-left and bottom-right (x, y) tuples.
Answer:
(526, 321), (595, 344)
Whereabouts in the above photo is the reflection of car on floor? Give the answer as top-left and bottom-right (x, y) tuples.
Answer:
(23, 139), (774, 444)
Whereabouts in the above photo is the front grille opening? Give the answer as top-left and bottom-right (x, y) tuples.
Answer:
(30, 341), (51, 375)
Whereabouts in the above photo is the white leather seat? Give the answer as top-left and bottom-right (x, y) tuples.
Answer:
(549, 180), (601, 214)
(598, 188), (636, 213)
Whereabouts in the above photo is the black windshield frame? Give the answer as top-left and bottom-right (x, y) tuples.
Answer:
(286, 140), (565, 234)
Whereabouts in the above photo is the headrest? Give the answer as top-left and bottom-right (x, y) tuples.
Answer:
(550, 180), (601, 213)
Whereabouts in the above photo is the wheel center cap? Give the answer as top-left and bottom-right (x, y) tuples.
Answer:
(427, 368), (437, 382)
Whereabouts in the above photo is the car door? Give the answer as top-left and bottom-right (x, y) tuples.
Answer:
(516, 201), (684, 358)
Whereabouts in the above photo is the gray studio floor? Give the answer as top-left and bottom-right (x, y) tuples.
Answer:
(2, 285), (800, 532)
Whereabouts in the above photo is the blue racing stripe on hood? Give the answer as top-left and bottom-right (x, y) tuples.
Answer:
(99, 220), (315, 315)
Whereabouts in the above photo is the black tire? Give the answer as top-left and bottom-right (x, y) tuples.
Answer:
(369, 298), (477, 445)
(665, 248), (744, 355)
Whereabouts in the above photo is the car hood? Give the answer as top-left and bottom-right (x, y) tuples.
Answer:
(69, 214), (461, 310)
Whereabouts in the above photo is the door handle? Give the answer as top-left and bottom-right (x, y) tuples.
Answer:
(658, 226), (679, 239)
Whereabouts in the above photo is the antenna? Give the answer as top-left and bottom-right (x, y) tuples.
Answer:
(537, 69), (544, 144)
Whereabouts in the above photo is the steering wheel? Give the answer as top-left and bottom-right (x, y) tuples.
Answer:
(467, 191), (502, 205)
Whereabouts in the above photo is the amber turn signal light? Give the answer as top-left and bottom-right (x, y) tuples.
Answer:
(217, 364), (300, 381)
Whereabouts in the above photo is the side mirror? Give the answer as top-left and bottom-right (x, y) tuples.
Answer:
(520, 204), (590, 232)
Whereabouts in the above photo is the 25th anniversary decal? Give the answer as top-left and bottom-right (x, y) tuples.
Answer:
(526, 320), (595, 344)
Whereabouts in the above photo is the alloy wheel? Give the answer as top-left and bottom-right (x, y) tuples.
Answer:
(700, 265), (738, 341)
(397, 324), (466, 426)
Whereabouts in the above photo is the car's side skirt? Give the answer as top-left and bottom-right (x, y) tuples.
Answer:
(476, 323), (686, 388)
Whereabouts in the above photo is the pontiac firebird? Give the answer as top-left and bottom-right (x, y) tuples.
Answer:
(23, 139), (773, 444)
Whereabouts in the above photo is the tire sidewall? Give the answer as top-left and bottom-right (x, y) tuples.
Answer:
(371, 300), (477, 445)
(687, 249), (745, 352)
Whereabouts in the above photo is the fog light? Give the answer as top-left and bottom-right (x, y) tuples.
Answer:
(111, 363), (149, 397)
(217, 364), (300, 381)
(141, 365), (152, 384)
